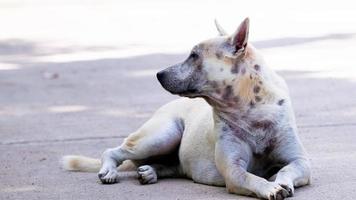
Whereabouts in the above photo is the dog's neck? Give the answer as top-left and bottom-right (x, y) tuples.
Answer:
(211, 96), (282, 137)
(201, 45), (286, 133)
(206, 70), (279, 117)
(206, 64), (283, 133)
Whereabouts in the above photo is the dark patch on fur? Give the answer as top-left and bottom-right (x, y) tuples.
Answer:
(254, 64), (261, 71)
(233, 96), (240, 102)
(251, 127), (278, 157)
(222, 126), (228, 132)
(231, 63), (240, 74)
(251, 120), (274, 131)
(277, 99), (285, 106)
(220, 68), (224, 72)
(226, 96), (241, 107)
(253, 86), (261, 93)
(186, 50), (203, 72)
(218, 133), (226, 140)
(259, 80), (263, 84)
(215, 51), (223, 59)
(263, 139), (276, 155)
(249, 101), (255, 107)
(255, 96), (262, 102)
(209, 80), (219, 89)
(241, 68), (246, 74)
(222, 85), (233, 100)
(249, 74), (253, 79)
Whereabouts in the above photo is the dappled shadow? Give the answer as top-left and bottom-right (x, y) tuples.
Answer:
(253, 33), (356, 49)
(0, 32), (355, 67)
(0, 38), (117, 56)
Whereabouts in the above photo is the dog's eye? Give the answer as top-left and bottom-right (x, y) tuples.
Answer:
(189, 52), (199, 60)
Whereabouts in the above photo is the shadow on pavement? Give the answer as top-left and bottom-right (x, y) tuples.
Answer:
(0, 39), (117, 56)
(253, 33), (356, 49)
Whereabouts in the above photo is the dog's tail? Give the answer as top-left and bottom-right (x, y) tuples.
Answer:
(61, 155), (135, 172)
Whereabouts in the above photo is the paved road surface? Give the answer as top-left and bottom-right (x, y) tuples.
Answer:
(1, 0), (356, 199)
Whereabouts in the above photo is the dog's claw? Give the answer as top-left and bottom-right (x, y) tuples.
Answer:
(264, 182), (289, 200)
(269, 189), (285, 200)
(98, 172), (105, 179)
(280, 184), (294, 197)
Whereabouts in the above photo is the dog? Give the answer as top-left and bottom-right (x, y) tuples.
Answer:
(62, 18), (311, 200)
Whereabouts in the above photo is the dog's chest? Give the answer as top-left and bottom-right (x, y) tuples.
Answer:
(224, 120), (278, 155)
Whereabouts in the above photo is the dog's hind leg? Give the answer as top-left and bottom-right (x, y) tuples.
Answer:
(98, 113), (184, 184)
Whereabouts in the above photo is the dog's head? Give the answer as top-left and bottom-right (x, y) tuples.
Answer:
(157, 18), (270, 108)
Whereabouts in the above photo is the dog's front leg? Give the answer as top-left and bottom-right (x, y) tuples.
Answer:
(215, 134), (289, 200)
(274, 158), (311, 196)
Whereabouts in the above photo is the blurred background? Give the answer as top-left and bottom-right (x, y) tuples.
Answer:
(1, 0), (356, 199)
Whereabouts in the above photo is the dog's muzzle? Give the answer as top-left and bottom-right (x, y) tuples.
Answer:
(157, 70), (181, 94)
(156, 70), (198, 97)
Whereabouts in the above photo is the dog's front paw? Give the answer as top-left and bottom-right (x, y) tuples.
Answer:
(137, 165), (157, 185)
(277, 182), (294, 197)
(262, 182), (289, 200)
(98, 168), (120, 184)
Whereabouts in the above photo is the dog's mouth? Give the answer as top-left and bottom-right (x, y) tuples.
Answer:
(177, 88), (201, 98)
(175, 81), (203, 98)
(165, 86), (200, 98)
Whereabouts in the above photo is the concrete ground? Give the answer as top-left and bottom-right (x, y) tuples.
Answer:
(1, 0), (356, 199)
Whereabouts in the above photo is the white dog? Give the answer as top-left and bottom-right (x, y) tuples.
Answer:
(62, 18), (311, 200)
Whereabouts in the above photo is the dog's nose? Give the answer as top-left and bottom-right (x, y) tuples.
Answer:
(156, 71), (165, 82)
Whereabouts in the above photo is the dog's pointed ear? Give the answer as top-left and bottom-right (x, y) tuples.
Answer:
(214, 19), (228, 36)
(230, 17), (249, 54)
